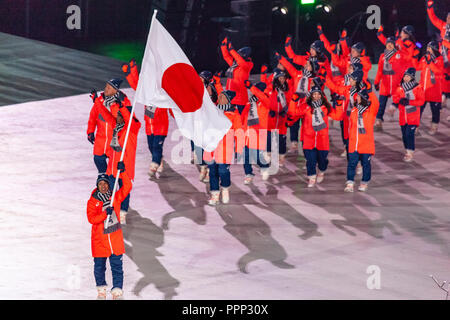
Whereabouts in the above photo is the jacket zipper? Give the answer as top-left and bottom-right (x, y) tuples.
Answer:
(104, 124), (108, 154)
(355, 110), (359, 153)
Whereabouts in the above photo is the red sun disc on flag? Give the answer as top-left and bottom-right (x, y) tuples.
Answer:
(162, 63), (204, 113)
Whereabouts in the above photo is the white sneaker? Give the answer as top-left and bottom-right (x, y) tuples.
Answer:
(340, 149), (347, 158)
(358, 183), (369, 192)
(428, 123), (438, 135)
(148, 162), (159, 178)
(120, 210), (127, 225)
(244, 174), (254, 185)
(208, 191), (220, 206)
(199, 165), (208, 181)
(289, 141), (298, 153)
(447, 115), (450, 121)
(344, 182), (354, 193)
(386, 104), (396, 118)
(307, 176), (317, 188)
(111, 288), (124, 300)
(356, 163), (363, 175)
(157, 160), (164, 173)
(279, 154), (286, 167)
(374, 119), (383, 131)
(403, 150), (414, 162)
(261, 169), (270, 181)
(316, 171), (325, 184)
(96, 286), (107, 300)
(221, 187), (230, 204)
(202, 168), (210, 183)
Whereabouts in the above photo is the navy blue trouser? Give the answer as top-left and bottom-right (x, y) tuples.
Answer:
(303, 148), (329, 177)
(109, 175), (129, 212)
(401, 125), (416, 151)
(94, 154), (108, 174)
(267, 131), (287, 155)
(289, 119), (300, 142)
(376, 94), (390, 121)
(235, 104), (245, 115)
(94, 254), (123, 290)
(420, 101), (441, 124)
(347, 152), (372, 183)
(243, 146), (270, 176)
(208, 162), (231, 191)
(147, 134), (166, 165)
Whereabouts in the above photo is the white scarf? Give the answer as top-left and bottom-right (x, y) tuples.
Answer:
(247, 95), (260, 126)
(311, 99), (326, 132)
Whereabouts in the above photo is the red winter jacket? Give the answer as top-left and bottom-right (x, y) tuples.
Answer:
(374, 51), (409, 96)
(241, 86), (270, 151)
(267, 87), (292, 135)
(347, 92), (379, 155)
(414, 55), (444, 102)
(123, 60), (171, 136)
(291, 101), (344, 151)
(221, 44), (254, 106)
(87, 95), (113, 157)
(392, 83), (425, 126)
(87, 170), (131, 258)
(98, 102), (141, 180)
(427, 6), (450, 93)
(203, 109), (244, 164)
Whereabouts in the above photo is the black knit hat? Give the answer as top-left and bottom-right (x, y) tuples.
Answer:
(107, 78), (123, 91)
(254, 82), (267, 92)
(273, 68), (287, 80)
(310, 40), (325, 55)
(352, 42), (366, 54)
(96, 173), (110, 189)
(238, 47), (252, 59)
(221, 90), (236, 103)
(427, 40), (439, 53)
(351, 62), (363, 72)
(401, 25), (415, 37)
(386, 37), (396, 45)
(404, 67), (416, 79)
(357, 89), (370, 102)
(310, 85), (322, 94)
(199, 70), (213, 82)
(349, 70), (364, 83)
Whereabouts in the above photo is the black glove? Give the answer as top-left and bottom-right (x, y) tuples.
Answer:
(87, 133), (95, 144)
(221, 37), (228, 47)
(90, 89), (98, 103)
(279, 109), (287, 117)
(116, 91), (126, 102)
(106, 207), (113, 216)
(269, 110), (276, 117)
(399, 98), (409, 105)
(244, 80), (252, 89)
(285, 35), (292, 48)
(274, 51), (281, 62)
(117, 161), (125, 172)
(445, 73), (450, 81)
(317, 24), (323, 36)
(227, 41), (233, 51)
(374, 83), (380, 91)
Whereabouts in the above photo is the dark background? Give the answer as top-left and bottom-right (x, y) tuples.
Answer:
(0, 0), (448, 74)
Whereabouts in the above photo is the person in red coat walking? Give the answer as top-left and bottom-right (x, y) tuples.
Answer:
(414, 41), (445, 135)
(427, 1), (450, 113)
(220, 37), (254, 114)
(203, 90), (243, 205)
(95, 82), (141, 223)
(345, 88), (379, 193)
(289, 86), (344, 187)
(122, 59), (170, 178)
(377, 24), (420, 65)
(374, 37), (409, 130)
(242, 80), (271, 184)
(392, 68), (425, 162)
(87, 162), (131, 300)
(87, 79), (128, 174)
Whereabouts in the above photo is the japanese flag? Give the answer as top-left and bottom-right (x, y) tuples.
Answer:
(134, 10), (231, 152)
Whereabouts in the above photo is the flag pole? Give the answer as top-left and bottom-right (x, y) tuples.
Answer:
(107, 9), (158, 224)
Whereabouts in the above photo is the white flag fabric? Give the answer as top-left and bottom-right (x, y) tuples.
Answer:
(134, 10), (231, 152)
